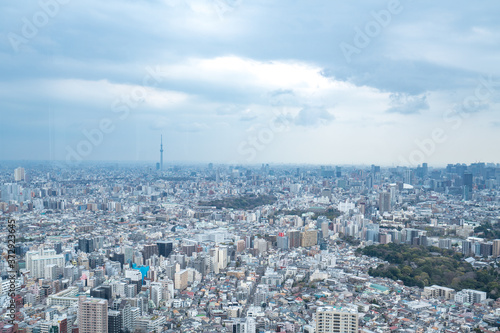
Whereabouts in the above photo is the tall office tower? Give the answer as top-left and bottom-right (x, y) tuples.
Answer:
(404, 169), (413, 185)
(316, 307), (358, 333)
(218, 246), (228, 269)
(77, 296), (108, 333)
(378, 192), (391, 214)
(26, 248), (65, 279)
(14, 167), (25, 181)
(157, 241), (173, 258)
(160, 135), (164, 171)
(463, 171), (473, 189)
(287, 230), (301, 248)
(422, 162), (428, 176)
(463, 171), (473, 200)
(79, 238), (94, 253)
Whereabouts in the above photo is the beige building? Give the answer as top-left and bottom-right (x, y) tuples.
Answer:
(174, 269), (189, 290)
(301, 230), (318, 248)
(493, 239), (500, 257)
(423, 285), (455, 300)
(316, 306), (358, 333)
(78, 295), (108, 333)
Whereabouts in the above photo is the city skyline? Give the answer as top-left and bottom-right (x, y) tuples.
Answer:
(1, 1), (500, 165)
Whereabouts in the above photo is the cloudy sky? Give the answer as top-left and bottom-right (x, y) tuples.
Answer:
(1, 0), (499, 166)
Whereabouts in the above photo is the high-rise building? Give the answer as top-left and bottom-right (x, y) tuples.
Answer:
(493, 239), (500, 257)
(191, 256), (206, 276)
(301, 230), (318, 248)
(379, 192), (391, 214)
(111, 299), (133, 331)
(277, 233), (288, 250)
(157, 241), (173, 258)
(79, 238), (94, 253)
(77, 295), (108, 333)
(316, 307), (358, 333)
(463, 171), (473, 189)
(462, 240), (473, 256)
(150, 282), (163, 308)
(108, 310), (122, 333)
(321, 222), (330, 239)
(14, 167), (25, 181)
(142, 244), (159, 261)
(182, 244), (196, 257)
(287, 230), (301, 248)
(174, 269), (189, 290)
(236, 240), (246, 252)
(218, 246), (228, 269)
(404, 169), (413, 185)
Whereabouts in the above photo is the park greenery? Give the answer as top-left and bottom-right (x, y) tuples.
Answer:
(199, 194), (277, 210)
(474, 221), (500, 240)
(271, 207), (341, 221)
(359, 243), (500, 298)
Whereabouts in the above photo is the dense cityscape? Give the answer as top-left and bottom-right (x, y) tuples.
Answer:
(2, 1), (500, 332)
(2, 161), (500, 332)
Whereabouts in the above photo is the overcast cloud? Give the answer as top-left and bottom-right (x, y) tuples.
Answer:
(1, 0), (499, 166)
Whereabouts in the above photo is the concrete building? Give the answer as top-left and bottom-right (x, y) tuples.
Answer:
(26, 248), (65, 279)
(455, 289), (487, 304)
(77, 295), (108, 333)
(316, 306), (358, 333)
(14, 167), (25, 181)
(423, 285), (455, 300)
(174, 269), (189, 290)
(301, 230), (318, 248)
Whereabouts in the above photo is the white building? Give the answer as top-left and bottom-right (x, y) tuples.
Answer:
(454, 289), (487, 304)
(26, 249), (65, 279)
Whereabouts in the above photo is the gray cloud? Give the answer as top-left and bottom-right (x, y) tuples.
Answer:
(386, 93), (429, 115)
(293, 107), (334, 127)
(1, 0), (500, 164)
